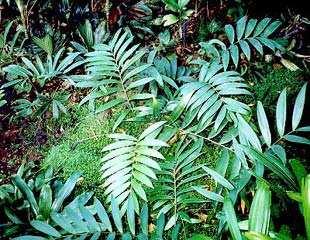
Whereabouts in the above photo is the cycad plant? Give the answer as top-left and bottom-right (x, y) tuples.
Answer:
(0, 164), (178, 240)
(1, 48), (83, 118)
(2, 48), (83, 91)
(239, 83), (309, 187)
(161, 0), (193, 39)
(175, 61), (251, 135)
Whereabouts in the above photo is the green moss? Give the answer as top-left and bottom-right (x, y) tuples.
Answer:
(43, 112), (113, 197)
(250, 67), (303, 108)
(42, 108), (156, 198)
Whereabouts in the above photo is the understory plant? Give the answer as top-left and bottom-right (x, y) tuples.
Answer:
(0, 164), (177, 239)
(0, 21), (26, 68)
(1, 48), (84, 118)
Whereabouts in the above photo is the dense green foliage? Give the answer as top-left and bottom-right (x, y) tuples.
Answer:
(0, 0), (309, 239)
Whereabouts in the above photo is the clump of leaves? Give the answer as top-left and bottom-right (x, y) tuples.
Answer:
(1, 48), (83, 118)
(0, 21), (26, 68)
(160, 0), (193, 27)
(71, 19), (110, 53)
(0, 163), (180, 239)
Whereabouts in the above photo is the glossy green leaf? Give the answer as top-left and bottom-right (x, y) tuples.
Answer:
(193, 186), (224, 202)
(30, 220), (61, 238)
(202, 166), (234, 190)
(12, 175), (39, 216)
(111, 196), (123, 233)
(236, 16), (247, 40)
(52, 172), (82, 212)
(225, 25), (235, 44)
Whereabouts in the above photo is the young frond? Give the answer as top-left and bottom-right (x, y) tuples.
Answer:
(201, 17), (283, 70)
(235, 84), (309, 189)
(101, 121), (168, 217)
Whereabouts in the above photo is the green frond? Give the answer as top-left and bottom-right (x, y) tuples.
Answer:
(101, 121), (168, 217)
(177, 61), (251, 135)
(152, 138), (207, 230)
(201, 17), (282, 70)
(77, 29), (154, 113)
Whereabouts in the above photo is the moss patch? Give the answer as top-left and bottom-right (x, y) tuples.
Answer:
(251, 67), (303, 108)
(43, 112), (113, 197)
(42, 108), (156, 198)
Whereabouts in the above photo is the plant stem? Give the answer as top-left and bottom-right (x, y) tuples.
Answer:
(182, 129), (233, 152)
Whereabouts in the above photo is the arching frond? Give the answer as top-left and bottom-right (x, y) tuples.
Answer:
(176, 61), (251, 136)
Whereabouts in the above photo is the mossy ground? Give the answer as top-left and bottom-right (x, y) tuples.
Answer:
(250, 66), (303, 108)
(42, 107), (158, 199)
(42, 105), (222, 238)
(43, 112), (111, 197)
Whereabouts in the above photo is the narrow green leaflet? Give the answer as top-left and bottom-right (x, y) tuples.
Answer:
(111, 196), (123, 234)
(276, 89), (287, 137)
(193, 186), (224, 202)
(30, 220), (61, 238)
(257, 101), (271, 147)
(284, 135), (310, 145)
(127, 194), (135, 235)
(239, 40), (251, 61)
(12, 175), (39, 216)
(236, 16), (247, 41)
(248, 181), (271, 234)
(223, 196), (242, 240)
(225, 25), (235, 44)
(202, 166), (234, 190)
(230, 44), (239, 67)
(52, 172), (82, 211)
(292, 83), (307, 130)
(139, 121), (166, 140)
